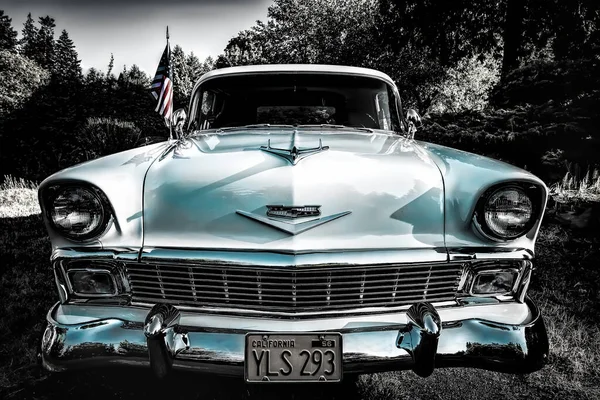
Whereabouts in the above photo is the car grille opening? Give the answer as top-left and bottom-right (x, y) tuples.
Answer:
(125, 262), (463, 313)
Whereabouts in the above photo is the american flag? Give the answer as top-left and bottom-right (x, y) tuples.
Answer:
(150, 43), (173, 122)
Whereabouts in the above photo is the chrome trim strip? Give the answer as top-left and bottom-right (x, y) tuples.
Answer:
(53, 265), (68, 303)
(448, 248), (533, 261)
(52, 247), (533, 265)
(516, 261), (533, 303)
(52, 248), (140, 262)
(129, 301), (459, 319)
(139, 248), (449, 266)
(192, 65), (398, 97)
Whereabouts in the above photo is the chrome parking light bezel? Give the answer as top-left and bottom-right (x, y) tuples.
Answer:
(456, 259), (530, 301)
(56, 259), (130, 301)
(468, 267), (521, 297)
(65, 267), (119, 297)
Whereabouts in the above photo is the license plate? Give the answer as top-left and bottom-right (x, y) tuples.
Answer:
(245, 333), (342, 382)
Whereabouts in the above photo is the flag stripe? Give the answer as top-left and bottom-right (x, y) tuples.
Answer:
(149, 42), (174, 124)
(159, 79), (172, 114)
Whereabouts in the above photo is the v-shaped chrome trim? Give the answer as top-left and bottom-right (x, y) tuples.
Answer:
(236, 209), (351, 235)
(260, 138), (329, 165)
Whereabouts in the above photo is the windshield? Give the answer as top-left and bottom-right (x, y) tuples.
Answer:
(191, 73), (402, 132)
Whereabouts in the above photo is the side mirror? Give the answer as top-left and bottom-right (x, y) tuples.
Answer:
(173, 108), (187, 138)
(405, 109), (422, 139)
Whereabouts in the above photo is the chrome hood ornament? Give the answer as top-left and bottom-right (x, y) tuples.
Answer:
(260, 138), (329, 165)
(236, 206), (350, 235)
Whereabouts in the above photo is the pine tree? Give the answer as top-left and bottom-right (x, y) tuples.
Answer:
(0, 10), (18, 51)
(171, 45), (188, 106)
(186, 51), (202, 80)
(34, 16), (56, 68)
(124, 64), (148, 87)
(202, 56), (215, 73)
(20, 13), (37, 59)
(53, 29), (81, 83)
(107, 53), (114, 77)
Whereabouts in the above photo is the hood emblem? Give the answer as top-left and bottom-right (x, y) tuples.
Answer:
(260, 139), (329, 165)
(266, 205), (321, 219)
(236, 206), (350, 235)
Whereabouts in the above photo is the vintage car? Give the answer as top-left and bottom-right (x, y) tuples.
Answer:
(39, 64), (549, 383)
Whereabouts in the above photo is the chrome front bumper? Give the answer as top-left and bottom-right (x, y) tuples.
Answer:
(41, 298), (548, 378)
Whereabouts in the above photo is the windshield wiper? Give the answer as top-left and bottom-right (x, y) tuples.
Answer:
(297, 124), (375, 133)
(214, 124), (296, 132)
(195, 123), (376, 135)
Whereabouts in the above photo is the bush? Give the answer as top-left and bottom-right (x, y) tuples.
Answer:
(0, 50), (50, 116)
(419, 104), (600, 183)
(490, 58), (600, 108)
(429, 54), (500, 114)
(75, 117), (142, 161)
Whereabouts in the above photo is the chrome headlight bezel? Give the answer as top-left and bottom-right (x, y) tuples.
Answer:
(473, 182), (543, 241)
(42, 184), (113, 242)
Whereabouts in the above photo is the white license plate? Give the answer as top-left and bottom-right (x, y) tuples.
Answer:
(245, 333), (343, 382)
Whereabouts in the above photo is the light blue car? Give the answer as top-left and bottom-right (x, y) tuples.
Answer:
(39, 64), (548, 383)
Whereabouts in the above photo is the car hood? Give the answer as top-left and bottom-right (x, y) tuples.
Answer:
(142, 130), (445, 254)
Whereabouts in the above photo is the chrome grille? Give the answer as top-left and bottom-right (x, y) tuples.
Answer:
(126, 263), (463, 312)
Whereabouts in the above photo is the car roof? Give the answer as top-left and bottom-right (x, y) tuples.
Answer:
(194, 64), (396, 88)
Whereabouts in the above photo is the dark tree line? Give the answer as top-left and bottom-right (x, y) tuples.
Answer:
(0, 11), (212, 181)
(0, 2), (599, 183)
(218, 0), (598, 111)
(213, 0), (599, 181)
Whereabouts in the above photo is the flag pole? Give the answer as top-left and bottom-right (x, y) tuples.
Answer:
(166, 26), (173, 141)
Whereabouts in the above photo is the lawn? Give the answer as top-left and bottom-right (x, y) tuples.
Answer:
(0, 183), (599, 400)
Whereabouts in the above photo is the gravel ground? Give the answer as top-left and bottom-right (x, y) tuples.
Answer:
(4, 367), (599, 400)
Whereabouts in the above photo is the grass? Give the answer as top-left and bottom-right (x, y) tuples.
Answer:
(550, 169), (600, 204)
(0, 181), (599, 399)
(0, 176), (40, 218)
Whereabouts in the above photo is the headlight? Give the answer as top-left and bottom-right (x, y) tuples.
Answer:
(48, 186), (109, 240)
(477, 186), (535, 240)
(67, 269), (117, 296)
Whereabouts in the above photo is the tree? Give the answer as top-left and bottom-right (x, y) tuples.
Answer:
(222, 0), (381, 66)
(107, 53), (114, 78)
(123, 64), (148, 87)
(186, 52), (202, 80)
(53, 29), (81, 84)
(20, 13), (37, 59)
(501, 0), (526, 79)
(171, 44), (188, 106)
(548, 0), (600, 60)
(202, 56), (215, 73)
(0, 50), (50, 116)
(214, 54), (232, 69)
(0, 10), (18, 51)
(32, 16), (56, 69)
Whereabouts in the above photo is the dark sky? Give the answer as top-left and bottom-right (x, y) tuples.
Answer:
(2, 0), (272, 74)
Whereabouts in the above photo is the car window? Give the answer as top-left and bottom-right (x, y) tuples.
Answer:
(192, 73), (401, 132)
(376, 91), (391, 131)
